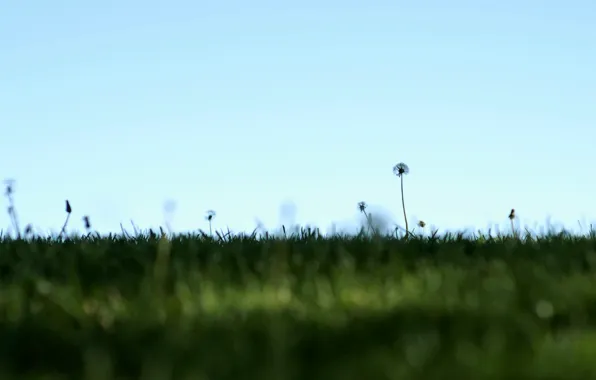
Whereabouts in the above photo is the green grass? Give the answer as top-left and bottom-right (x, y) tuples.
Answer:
(1, 230), (596, 379)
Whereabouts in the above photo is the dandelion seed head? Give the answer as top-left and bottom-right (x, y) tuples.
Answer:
(206, 210), (216, 221)
(393, 162), (410, 177)
(358, 201), (367, 212)
(3, 179), (15, 197)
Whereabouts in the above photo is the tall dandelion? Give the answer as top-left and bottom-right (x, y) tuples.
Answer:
(393, 162), (410, 238)
(205, 210), (216, 236)
(358, 201), (373, 234)
(59, 200), (72, 239)
(508, 208), (516, 238)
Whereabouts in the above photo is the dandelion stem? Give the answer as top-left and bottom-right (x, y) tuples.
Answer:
(400, 175), (409, 238)
(8, 205), (21, 239)
(59, 213), (70, 239)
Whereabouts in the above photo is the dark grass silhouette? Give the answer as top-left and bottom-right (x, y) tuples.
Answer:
(2, 179), (596, 379)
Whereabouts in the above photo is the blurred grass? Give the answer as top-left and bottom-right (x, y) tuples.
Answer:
(1, 231), (596, 379)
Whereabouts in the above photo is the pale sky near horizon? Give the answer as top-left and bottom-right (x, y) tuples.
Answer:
(1, 0), (595, 237)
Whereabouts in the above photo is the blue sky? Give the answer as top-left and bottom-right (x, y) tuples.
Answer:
(1, 0), (595, 237)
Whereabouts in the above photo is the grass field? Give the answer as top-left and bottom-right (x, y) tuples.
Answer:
(1, 228), (596, 380)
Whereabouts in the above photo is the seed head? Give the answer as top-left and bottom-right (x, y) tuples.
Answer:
(508, 209), (515, 220)
(392, 162), (410, 177)
(65, 200), (72, 214)
(418, 220), (426, 228)
(24, 224), (33, 235)
(206, 210), (216, 221)
(3, 179), (14, 197)
(83, 216), (91, 230)
(358, 201), (367, 213)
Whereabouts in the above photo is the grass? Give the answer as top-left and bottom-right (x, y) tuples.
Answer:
(1, 230), (596, 379)
(3, 171), (596, 379)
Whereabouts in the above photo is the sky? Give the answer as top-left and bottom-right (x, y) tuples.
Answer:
(1, 0), (595, 237)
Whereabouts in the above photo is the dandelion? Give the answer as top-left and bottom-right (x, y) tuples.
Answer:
(358, 201), (367, 213)
(3, 179), (21, 238)
(3, 179), (14, 197)
(358, 201), (373, 234)
(509, 208), (516, 238)
(393, 162), (410, 238)
(59, 200), (72, 239)
(205, 210), (216, 236)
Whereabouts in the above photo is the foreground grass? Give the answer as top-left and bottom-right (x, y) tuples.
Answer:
(1, 232), (596, 379)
